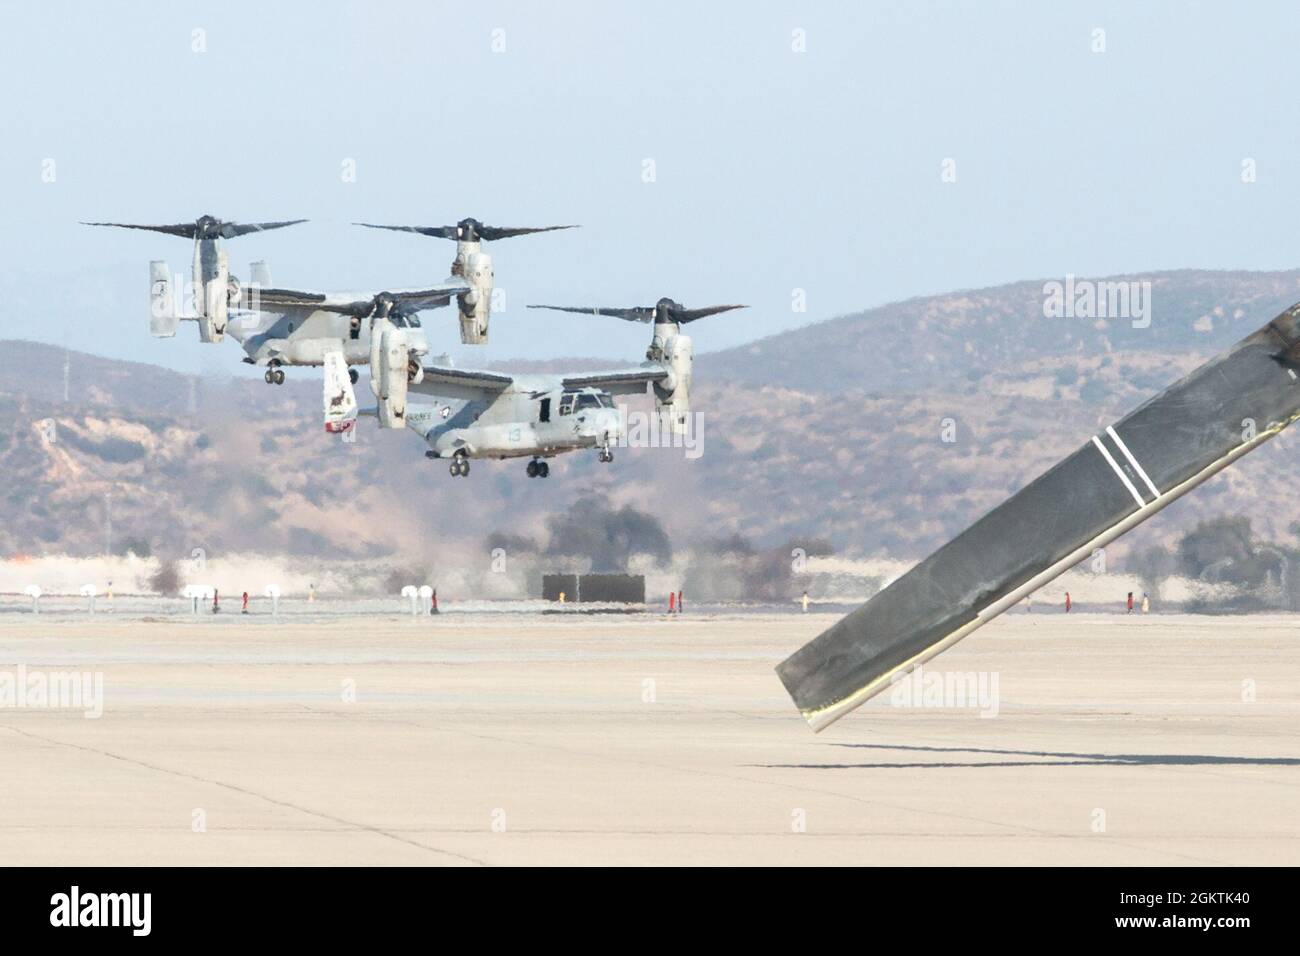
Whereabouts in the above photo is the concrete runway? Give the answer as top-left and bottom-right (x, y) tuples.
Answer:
(0, 611), (1296, 865)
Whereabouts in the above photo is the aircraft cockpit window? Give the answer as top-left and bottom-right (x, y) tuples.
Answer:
(576, 394), (602, 411)
(559, 395), (575, 416)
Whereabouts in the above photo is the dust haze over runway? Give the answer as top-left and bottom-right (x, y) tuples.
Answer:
(0, 612), (1296, 866)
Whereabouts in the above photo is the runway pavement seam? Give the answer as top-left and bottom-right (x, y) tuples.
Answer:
(0, 722), (489, 867)
(298, 699), (1235, 862)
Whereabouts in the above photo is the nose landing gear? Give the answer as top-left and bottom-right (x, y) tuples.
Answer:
(450, 452), (471, 477)
(526, 458), (550, 478)
(263, 361), (285, 385)
(598, 443), (614, 463)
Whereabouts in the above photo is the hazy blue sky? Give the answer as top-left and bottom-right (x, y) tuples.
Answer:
(3, 0), (1300, 373)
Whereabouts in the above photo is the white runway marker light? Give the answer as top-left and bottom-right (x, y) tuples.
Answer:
(182, 584), (215, 617)
(264, 583), (281, 618)
(401, 585), (419, 617)
(24, 584), (41, 614)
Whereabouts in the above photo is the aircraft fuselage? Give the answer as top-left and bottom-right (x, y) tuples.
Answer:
(408, 381), (621, 461)
(226, 307), (429, 367)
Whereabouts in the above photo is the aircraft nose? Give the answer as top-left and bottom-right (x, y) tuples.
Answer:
(577, 409), (619, 439)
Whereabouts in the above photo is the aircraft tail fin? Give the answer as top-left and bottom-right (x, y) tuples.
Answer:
(149, 261), (179, 337)
(323, 350), (358, 434)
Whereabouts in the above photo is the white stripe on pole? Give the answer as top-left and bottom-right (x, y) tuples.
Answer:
(1105, 425), (1161, 500)
(1091, 435), (1146, 508)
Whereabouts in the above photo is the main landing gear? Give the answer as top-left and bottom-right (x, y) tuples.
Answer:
(526, 458), (550, 478)
(450, 452), (471, 478)
(598, 444), (614, 463)
(263, 361), (285, 385)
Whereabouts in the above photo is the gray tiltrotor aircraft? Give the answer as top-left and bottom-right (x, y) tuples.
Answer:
(87, 214), (464, 387)
(327, 297), (744, 477)
(353, 217), (577, 345)
(84, 214), (306, 346)
(87, 213), (568, 392)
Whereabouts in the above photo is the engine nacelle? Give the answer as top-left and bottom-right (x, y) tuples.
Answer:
(369, 322), (410, 429)
(652, 333), (693, 434)
(149, 260), (178, 337)
(453, 243), (493, 344)
(198, 249), (229, 343)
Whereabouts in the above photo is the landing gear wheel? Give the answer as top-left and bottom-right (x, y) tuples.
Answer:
(526, 460), (538, 478)
(348, 368), (359, 385)
(598, 445), (614, 463)
(450, 454), (470, 477)
(273, 368), (285, 385)
(538, 462), (549, 478)
(264, 370), (275, 384)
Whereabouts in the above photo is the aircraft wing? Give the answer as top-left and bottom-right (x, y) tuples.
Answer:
(410, 363), (515, 402)
(561, 365), (669, 396)
(241, 280), (471, 314)
(777, 300), (1300, 732)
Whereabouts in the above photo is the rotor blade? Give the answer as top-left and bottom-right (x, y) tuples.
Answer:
(669, 304), (747, 322)
(219, 219), (308, 239)
(777, 300), (1300, 732)
(353, 223), (458, 239)
(81, 221), (198, 239)
(475, 224), (579, 241)
(527, 304), (655, 323)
